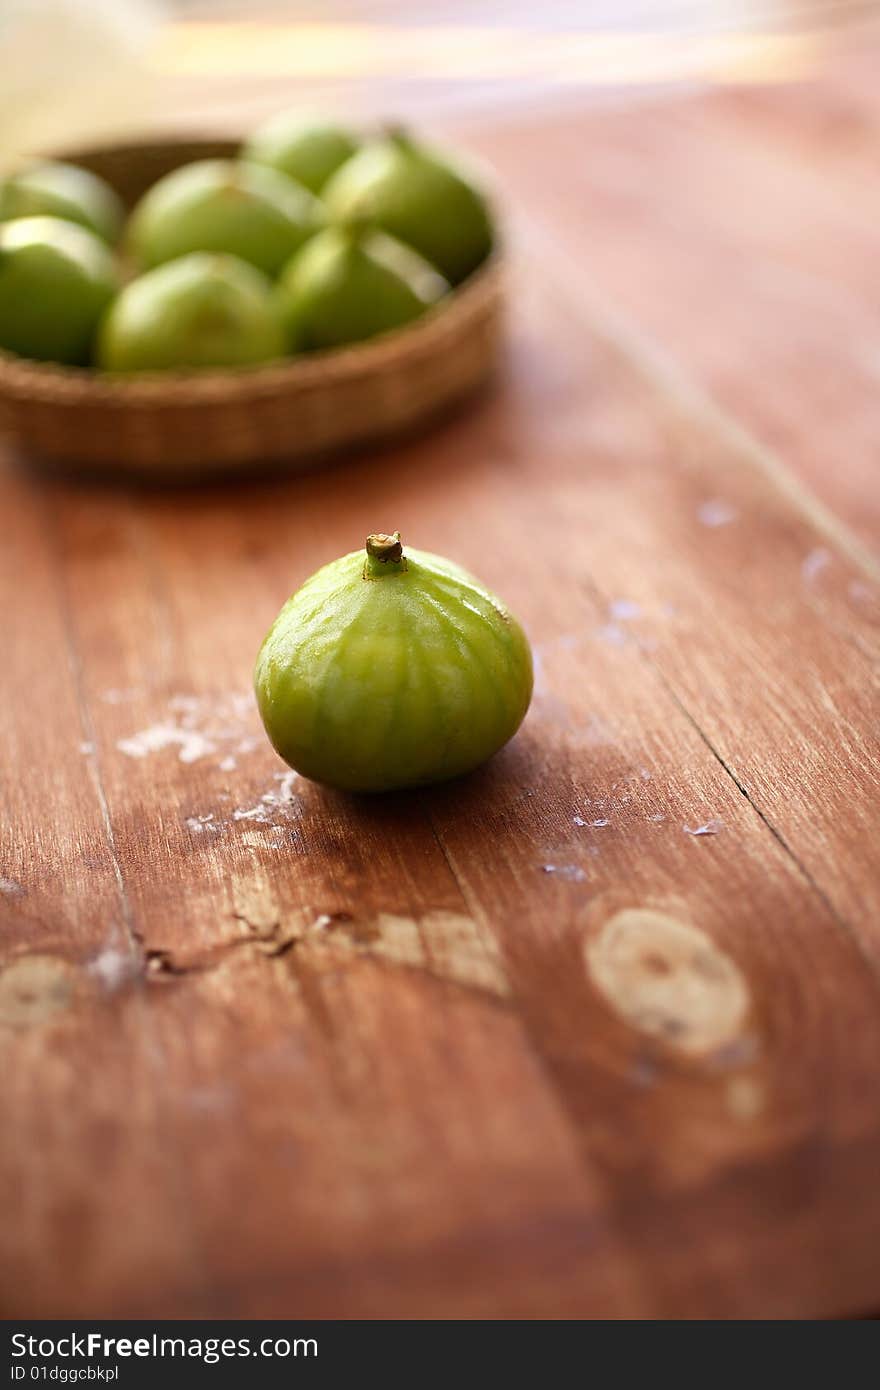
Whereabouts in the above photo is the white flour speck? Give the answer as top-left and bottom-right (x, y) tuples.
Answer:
(90, 946), (139, 990)
(802, 548), (831, 583)
(116, 691), (260, 766)
(541, 864), (587, 882)
(649, 813), (667, 823)
(117, 722), (217, 764)
(185, 814), (218, 834)
(698, 500), (738, 528)
(683, 819), (724, 837)
(609, 599), (641, 622)
(233, 770), (299, 824)
(0, 877), (23, 896)
(79, 740), (95, 755)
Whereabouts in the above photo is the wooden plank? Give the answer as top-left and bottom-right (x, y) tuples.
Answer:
(456, 79), (880, 553)
(5, 259), (880, 1316)
(522, 250), (880, 926)
(417, 271), (880, 1316)
(4, 46), (880, 1317)
(0, 474), (205, 1315)
(0, 475), (124, 956)
(3, 485), (618, 1319)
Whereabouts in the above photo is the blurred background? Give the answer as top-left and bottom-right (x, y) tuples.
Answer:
(5, 0), (880, 530)
(3, 1), (876, 162)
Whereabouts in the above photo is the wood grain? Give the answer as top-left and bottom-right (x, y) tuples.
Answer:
(459, 75), (880, 555)
(3, 22), (880, 1320)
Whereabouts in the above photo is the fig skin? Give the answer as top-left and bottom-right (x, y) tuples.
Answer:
(254, 536), (533, 793)
(276, 224), (448, 351)
(127, 159), (323, 279)
(0, 161), (124, 246)
(323, 131), (493, 286)
(97, 253), (286, 373)
(244, 113), (359, 195)
(0, 216), (118, 365)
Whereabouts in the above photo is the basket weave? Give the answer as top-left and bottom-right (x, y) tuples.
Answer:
(0, 139), (503, 480)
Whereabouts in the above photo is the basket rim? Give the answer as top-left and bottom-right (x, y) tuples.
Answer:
(0, 134), (503, 406)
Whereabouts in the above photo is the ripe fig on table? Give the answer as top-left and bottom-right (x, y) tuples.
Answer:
(254, 533), (533, 793)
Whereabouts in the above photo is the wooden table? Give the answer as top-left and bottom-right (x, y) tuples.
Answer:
(3, 14), (880, 1320)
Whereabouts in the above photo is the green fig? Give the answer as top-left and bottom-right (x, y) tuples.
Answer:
(276, 222), (448, 351)
(323, 130), (493, 285)
(244, 112), (359, 194)
(97, 253), (285, 373)
(0, 161), (124, 246)
(0, 216), (118, 366)
(127, 159), (323, 279)
(254, 532), (533, 792)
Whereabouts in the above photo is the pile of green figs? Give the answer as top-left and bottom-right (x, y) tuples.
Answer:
(0, 114), (494, 371)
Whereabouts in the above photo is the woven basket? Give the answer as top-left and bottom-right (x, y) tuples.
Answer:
(0, 139), (503, 480)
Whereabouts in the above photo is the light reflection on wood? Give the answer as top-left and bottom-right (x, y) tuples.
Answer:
(157, 22), (824, 86)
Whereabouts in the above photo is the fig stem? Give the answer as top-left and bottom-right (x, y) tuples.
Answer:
(383, 123), (413, 149)
(364, 531), (406, 577)
(338, 211), (374, 244)
(366, 531), (403, 562)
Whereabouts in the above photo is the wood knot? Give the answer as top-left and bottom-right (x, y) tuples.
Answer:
(0, 955), (79, 1028)
(585, 908), (750, 1054)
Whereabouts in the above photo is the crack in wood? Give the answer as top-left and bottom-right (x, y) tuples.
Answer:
(140, 906), (511, 998)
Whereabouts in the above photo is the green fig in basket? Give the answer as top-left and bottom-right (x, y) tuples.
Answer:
(276, 222), (448, 351)
(128, 159), (323, 278)
(0, 216), (118, 365)
(323, 129), (493, 285)
(254, 532), (533, 792)
(97, 253), (285, 372)
(244, 112), (359, 195)
(0, 161), (124, 246)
